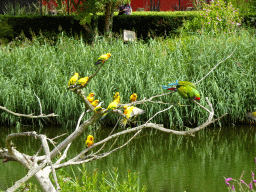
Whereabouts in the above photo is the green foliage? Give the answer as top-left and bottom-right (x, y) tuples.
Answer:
(227, 0), (256, 13)
(10, 167), (145, 191)
(1, 11), (255, 43)
(0, 18), (14, 44)
(243, 13), (256, 28)
(131, 11), (201, 16)
(2, 1), (45, 16)
(0, 29), (255, 127)
(183, 0), (242, 33)
(57, 167), (146, 191)
(0, 15), (90, 43)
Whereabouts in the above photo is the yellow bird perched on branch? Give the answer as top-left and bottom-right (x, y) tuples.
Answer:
(86, 135), (94, 148)
(67, 72), (79, 89)
(130, 93), (137, 102)
(94, 106), (103, 113)
(101, 92), (121, 120)
(121, 105), (145, 128)
(75, 77), (89, 89)
(91, 100), (99, 107)
(114, 92), (120, 102)
(87, 93), (95, 103)
(94, 53), (112, 65)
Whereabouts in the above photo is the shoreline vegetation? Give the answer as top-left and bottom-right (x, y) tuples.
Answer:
(0, 28), (255, 128)
(1, 1), (256, 191)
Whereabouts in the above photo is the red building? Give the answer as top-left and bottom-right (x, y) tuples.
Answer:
(131, 0), (193, 11)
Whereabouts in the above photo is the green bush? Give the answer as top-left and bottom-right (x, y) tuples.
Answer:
(0, 17), (14, 44)
(14, 167), (146, 191)
(182, 0), (242, 33)
(243, 13), (256, 28)
(0, 15), (90, 43)
(0, 11), (255, 43)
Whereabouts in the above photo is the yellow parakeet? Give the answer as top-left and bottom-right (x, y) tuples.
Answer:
(91, 100), (99, 107)
(68, 72), (79, 88)
(101, 93), (121, 120)
(121, 105), (145, 127)
(87, 93), (95, 103)
(86, 135), (94, 148)
(94, 106), (103, 113)
(95, 53), (112, 65)
(75, 77), (89, 88)
(114, 92), (120, 102)
(130, 93), (137, 102)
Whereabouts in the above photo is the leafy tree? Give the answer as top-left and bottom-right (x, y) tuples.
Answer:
(42, 0), (130, 40)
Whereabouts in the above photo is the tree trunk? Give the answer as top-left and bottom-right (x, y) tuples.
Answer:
(104, 2), (115, 36)
(35, 168), (56, 192)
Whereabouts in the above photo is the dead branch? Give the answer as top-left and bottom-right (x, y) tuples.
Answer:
(4, 131), (62, 192)
(40, 135), (60, 191)
(34, 92), (43, 115)
(120, 91), (175, 107)
(195, 47), (237, 85)
(55, 112), (85, 165)
(0, 106), (58, 119)
(53, 97), (226, 169)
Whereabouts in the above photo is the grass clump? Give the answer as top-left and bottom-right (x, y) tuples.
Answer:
(14, 167), (146, 191)
(0, 29), (255, 128)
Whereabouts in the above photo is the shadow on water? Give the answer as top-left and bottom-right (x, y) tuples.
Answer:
(1, 125), (256, 191)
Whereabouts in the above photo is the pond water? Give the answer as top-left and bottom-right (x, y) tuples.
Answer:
(1, 125), (256, 191)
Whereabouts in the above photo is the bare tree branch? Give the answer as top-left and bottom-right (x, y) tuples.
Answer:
(0, 106), (58, 119)
(120, 92), (175, 107)
(34, 92), (43, 115)
(40, 135), (60, 191)
(53, 97), (226, 169)
(55, 112), (85, 165)
(195, 47), (237, 85)
(146, 105), (174, 123)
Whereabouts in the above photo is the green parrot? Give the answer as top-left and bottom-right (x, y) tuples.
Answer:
(169, 85), (200, 100)
(162, 80), (200, 100)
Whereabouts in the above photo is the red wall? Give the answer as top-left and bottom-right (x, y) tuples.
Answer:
(131, 0), (193, 11)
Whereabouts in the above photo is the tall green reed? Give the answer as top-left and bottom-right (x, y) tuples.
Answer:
(0, 30), (255, 128)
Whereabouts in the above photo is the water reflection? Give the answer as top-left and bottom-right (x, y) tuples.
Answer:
(1, 125), (256, 191)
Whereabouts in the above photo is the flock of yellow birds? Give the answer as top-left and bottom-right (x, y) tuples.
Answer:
(67, 53), (145, 149)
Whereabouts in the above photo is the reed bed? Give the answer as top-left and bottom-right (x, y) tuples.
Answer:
(0, 29), (255, 128)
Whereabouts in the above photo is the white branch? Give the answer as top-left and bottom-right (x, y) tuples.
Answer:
(6, 159), (50, 192)
(34, 92), (43, 115)
(0, 106), (58, 118)
(54, 97), (226, 169)
(120, 92), (174, 107)
(195, 47), (237, 85)
(146, 105), (174, 123)
(40, 135), (60, 191)
(54, 112), (85, 165)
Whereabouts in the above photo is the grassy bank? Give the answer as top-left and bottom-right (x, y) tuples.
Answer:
(0, 29), (255, 128)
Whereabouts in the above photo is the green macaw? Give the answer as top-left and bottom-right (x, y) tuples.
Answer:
(162, 80), (200, 100)
(168, 85), (200, 100)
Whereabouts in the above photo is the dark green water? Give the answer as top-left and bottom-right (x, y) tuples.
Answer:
(1, 125), (256, 191)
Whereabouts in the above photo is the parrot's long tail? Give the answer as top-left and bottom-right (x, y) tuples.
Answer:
(100, 112), (108, 120)
(95, 60), (103, 65)
(168, 79), (179, 86)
